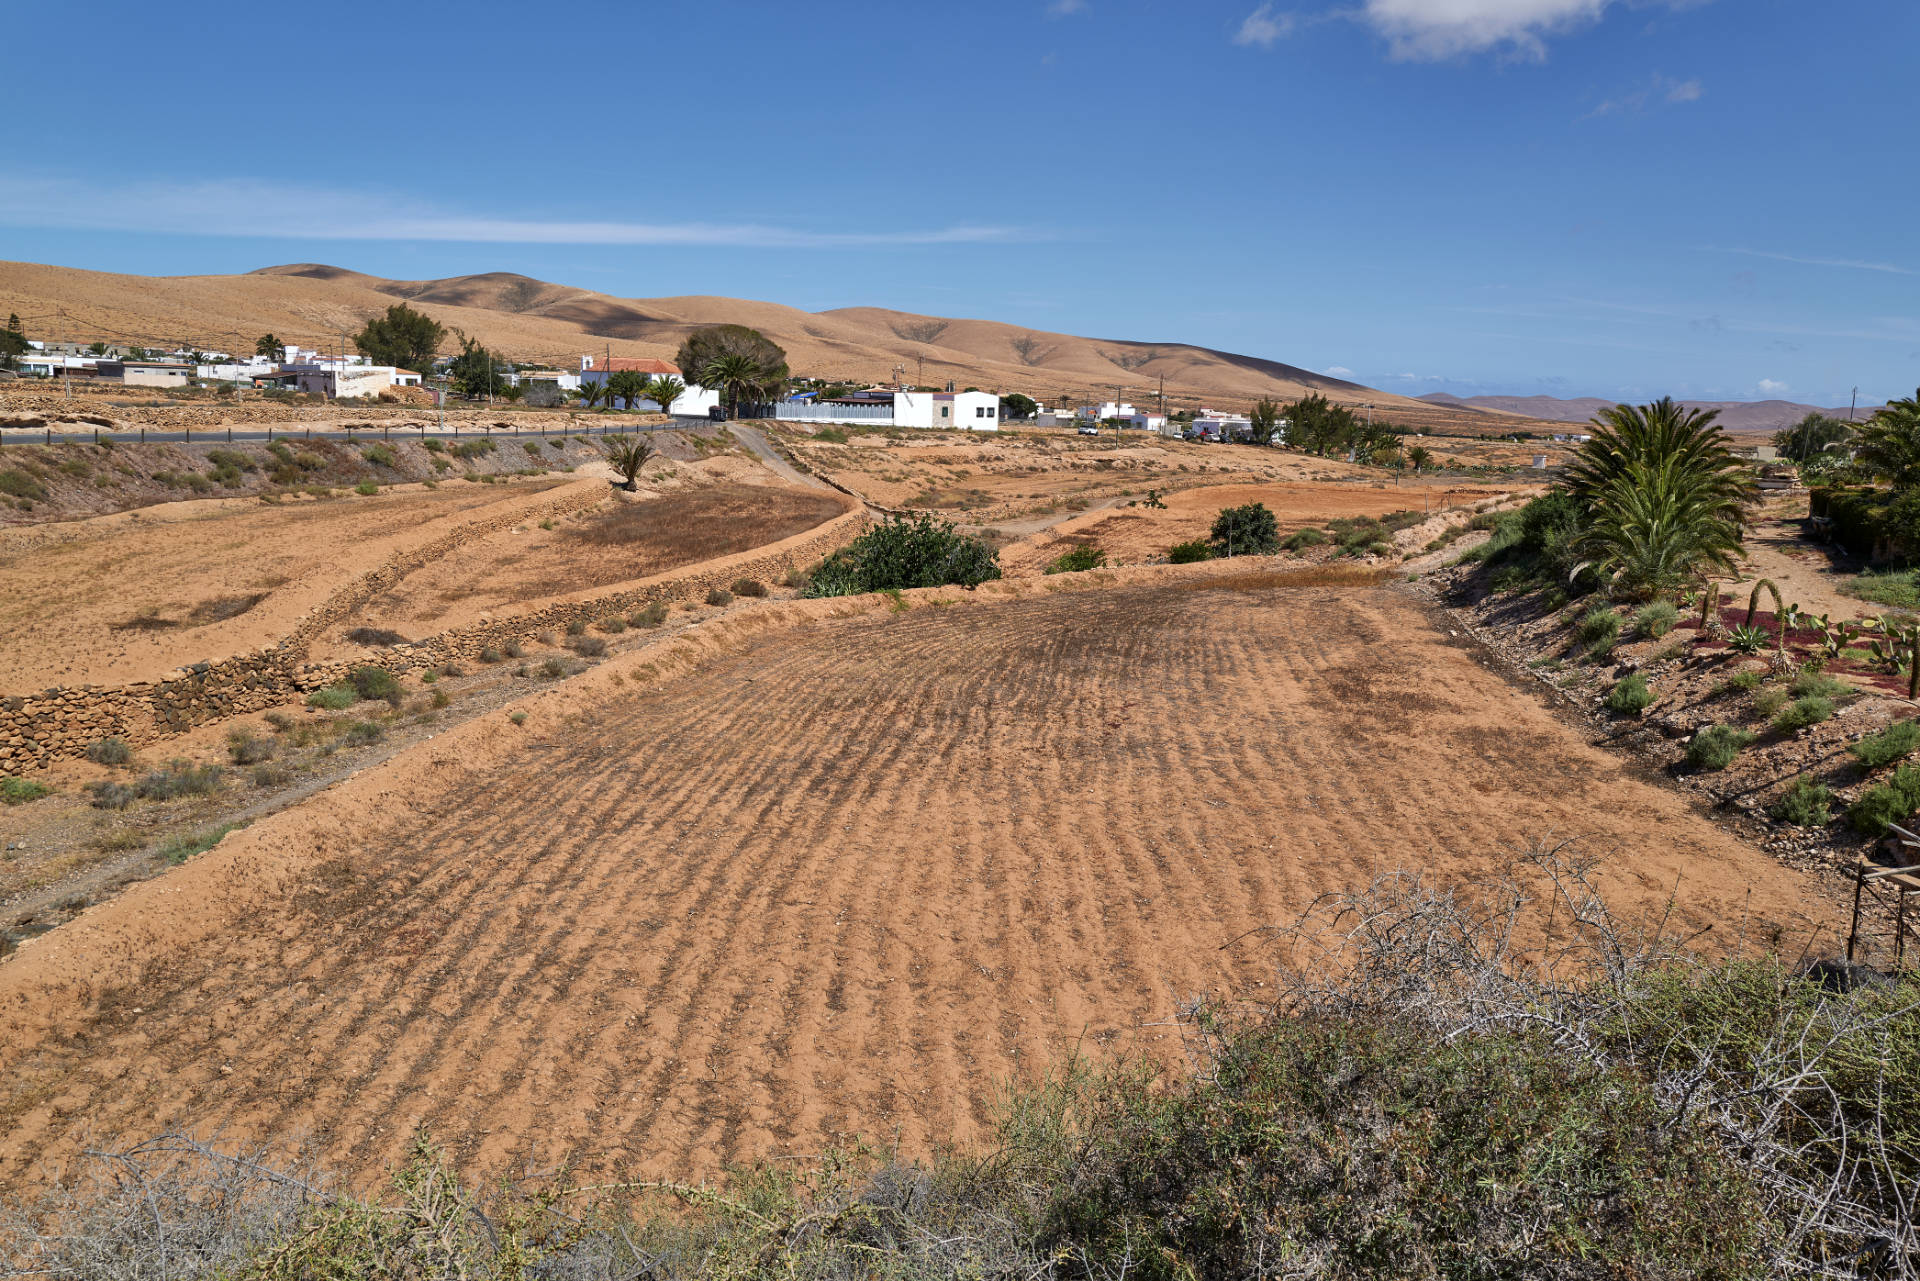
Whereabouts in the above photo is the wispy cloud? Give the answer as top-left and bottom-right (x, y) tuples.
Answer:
(1757, 378), (1790, 396)
(1323, 364), (1354, 376)
(1359, 0), (1702, 61)
(1047, 0), (1088, 16)
(1710, 246), (1916, 277)
(1234, 4), (1296, 47)
(0, 176), (1035, 248)
(1584, 72), (1703, 117)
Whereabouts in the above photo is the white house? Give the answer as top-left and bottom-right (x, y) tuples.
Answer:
(1193, 412), (1252, 440)
(107, 361), (193, 388)
(578, 356), (719, 415)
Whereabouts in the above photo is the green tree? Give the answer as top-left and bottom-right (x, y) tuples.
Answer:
(0, 314), (25, 371)
(1001, 393), (1038, 421)
(701, 353), (766, 418)
(603, 437), (655, 490)
(675, 324), (789, 395)
(1407, 445), (1434, 473)
(126, 346), (149, 361)
(1210, 503), (1280, 556)
(1564, 398), (1751, 597)
(1853, 390), (1920, 490)
(1283, 392), (1360, 457)
(803, 513), (1001, 596)
(447, 336), (506, 399)
(647, 375), (686, 412)
(255, 333), (286, 361)
(606, 369), (651, 409)
(1249, 397), (1281, 446)
(1772, 412), (1850, 461)
(574, 380), (605, 409)
(87, 341), (109, 356)
(354, 303), (447, 373)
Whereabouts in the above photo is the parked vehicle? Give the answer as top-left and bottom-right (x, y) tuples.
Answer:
(1076, 423), (1101, 437)
(707, 405), (728, 422)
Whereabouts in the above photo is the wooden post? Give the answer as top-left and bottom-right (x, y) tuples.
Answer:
(1909, 630), (1918, 700)
(1848, 865), (1865, 963)
(1900, 886), (1909, 971)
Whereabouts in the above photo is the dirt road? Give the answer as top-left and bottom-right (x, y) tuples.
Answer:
(0, 576), (1835, 1191)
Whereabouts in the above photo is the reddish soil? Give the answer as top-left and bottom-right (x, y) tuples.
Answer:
(0, 569), (1835, 1192)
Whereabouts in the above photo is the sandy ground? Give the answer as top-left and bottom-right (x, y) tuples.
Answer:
(313, 482), (849, 658)
(0, 568), (1836, 1192)
(0, 478), (583, 689)
(999, 481), (1517, 574)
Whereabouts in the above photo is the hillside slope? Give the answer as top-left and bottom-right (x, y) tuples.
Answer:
(1, 259), (1407, 413)
(1420, 392), (1865, 433)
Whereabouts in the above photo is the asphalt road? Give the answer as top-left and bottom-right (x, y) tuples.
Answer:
(0, 416), (714, 447)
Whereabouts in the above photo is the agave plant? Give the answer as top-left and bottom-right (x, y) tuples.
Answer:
(1727, 624), (1769, 655)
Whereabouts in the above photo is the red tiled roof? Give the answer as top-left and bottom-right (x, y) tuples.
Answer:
(593, 358), (680, 375)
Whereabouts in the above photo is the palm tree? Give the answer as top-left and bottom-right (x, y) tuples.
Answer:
(701, 354), (764, 419)
(255, 333), (285, 361)
(1851, 389), (1920, 490)
(574, 380), (605, 410)
(607, 369), (650, 409)
(1565, 397), (1751, 598)
(1407, 445), (1433, 473)
(647, 375), (686, 415)
(603, 437), (655, 491)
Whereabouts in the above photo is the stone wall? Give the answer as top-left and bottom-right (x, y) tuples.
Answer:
(0, 495), (865, 774)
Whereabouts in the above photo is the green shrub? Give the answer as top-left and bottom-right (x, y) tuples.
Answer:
(1168, 539), (1215, 564)
(307, 684), (355, 710)
(0, 470), (48, 502)
(206, 448), (255, 473)
(1578, 606), (1621, 655)
(85, 737), (132, 767)
(451, 438), (496, 460)
(1789, 669), (1853, 701)
(353, 480), (379, 496)
(1721, 669), (1765, 694)
(1686, 724), (1755, 771)
(522, 441), (542, 457)
(629, 601), (668, 628)
(1044, 545), (1106, 575)
(362, 443), (398, 468)
(1606, 672), (1653, 714)
(538, 658), (568, 679)
(478, 646), (504, 664)
(1768, 776), (1832, 826)
(1634, 600), (1678, 639)
(1851, 719), (1920, 769)
(598, 616), (627, 634)
(803, 513), (1001, 597)
(225, 731), (276, 765)
(349, 666), (403, 706)
(158, 823), (237, 865)
(1848, 761), (1920, 834)
(135, 759), (223, 800)
(86, 780), (136, 810)
(343, 721), (385, 747)
(815, 426), (849, 443)
(1753, 687), (1790, 718)
(1210, 503), (1280, 556)
(422, 438), (445, 454)
(1, 777), (51, 805)
(706, 587), (734, 607)
(509, 711), (528, 726)
(1841, 567), (1920, 612)
(1772, 695), (1835, 733)
(565, 618), (588, 637)
(1281, 527), (1327, 552)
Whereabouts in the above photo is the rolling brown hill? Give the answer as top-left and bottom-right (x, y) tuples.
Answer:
(1, 259), (1443, 417)
(1420, 392), (1869, 434)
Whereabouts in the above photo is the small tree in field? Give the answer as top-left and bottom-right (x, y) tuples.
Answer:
(647, 375), (685, 413)
(1407, 445), (1433, 473)
(603, 438), (655, 490)
(606, 369), (650, 409)
(1210, 503), (1280, 557)
(574, 381), (605, 409)
(255, 333), (285, 361)
(1250, 398), (1282, 446)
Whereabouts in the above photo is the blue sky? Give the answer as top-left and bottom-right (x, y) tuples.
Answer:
(2, 0), (1914, 406)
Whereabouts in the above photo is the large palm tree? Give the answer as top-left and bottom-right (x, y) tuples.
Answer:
(1852, 389), (1920, 490)
(647, 375), (686, 414)
(1564, 397), (1752, 597)
(574, 380), (604, 409)
(701, 354), (764, 419)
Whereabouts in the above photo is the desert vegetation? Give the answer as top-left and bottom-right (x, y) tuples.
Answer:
(804, 513), (1001, 596)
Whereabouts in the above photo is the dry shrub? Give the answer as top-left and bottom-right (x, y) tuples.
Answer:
(731, 577), (768, 598)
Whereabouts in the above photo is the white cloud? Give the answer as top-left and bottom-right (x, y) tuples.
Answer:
(1711, 246), (1915, 277)
(1757, 379), (1791, 396)
(1358, 0), (1713, 60)
(1047, 0), (1088, 16)
(1234, 4), (1296, 47)
(1324, 365), (1354, 376)
(1585, 72), (1704, 116)
(0, 176), (1031, 248)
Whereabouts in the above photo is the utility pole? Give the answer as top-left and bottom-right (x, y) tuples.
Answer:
(1850, 387), (1859, 422)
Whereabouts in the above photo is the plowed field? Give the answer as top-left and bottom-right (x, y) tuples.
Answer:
(0, 575), (1835, 1190)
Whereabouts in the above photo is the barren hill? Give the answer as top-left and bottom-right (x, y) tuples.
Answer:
(2, 259), (1417, 414)
(1420, 392), (1866, 433)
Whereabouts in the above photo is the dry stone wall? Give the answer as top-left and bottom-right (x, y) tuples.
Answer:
(0, 501), (864, 774)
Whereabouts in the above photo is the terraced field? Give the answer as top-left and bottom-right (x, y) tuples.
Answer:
(0, 572), (1835, 1190)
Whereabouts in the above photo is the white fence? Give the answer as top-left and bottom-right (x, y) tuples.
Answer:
(771, 402), (895, 425)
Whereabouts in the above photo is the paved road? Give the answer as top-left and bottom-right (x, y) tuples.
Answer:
(0, 416), (711, 448)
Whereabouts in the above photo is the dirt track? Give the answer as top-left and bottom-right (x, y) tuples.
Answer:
(0, 574), (1836, 1190)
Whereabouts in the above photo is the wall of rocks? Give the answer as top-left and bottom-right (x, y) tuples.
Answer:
(0, 503), (865, 774)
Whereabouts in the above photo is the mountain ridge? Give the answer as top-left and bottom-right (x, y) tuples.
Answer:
(1419, 392), (1869, 433)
